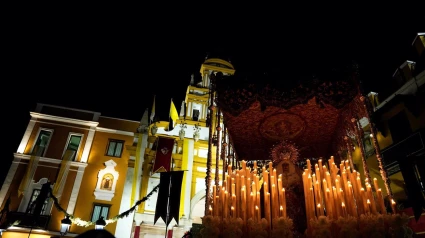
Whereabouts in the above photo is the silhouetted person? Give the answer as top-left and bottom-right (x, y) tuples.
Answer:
(76, 229), (115, 238)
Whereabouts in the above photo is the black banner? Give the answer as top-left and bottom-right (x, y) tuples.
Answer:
(154, 171), (184, 226)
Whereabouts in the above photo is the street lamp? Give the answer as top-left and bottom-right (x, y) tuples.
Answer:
(95, 216), (106, 230)
(60, 216), (71, 236)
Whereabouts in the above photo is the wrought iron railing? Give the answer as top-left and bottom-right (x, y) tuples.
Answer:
(5, 211), (50, 230)
(382, 129), (425, 175)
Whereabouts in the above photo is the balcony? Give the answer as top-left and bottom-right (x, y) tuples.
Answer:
(3, 211), (50, 229)
(382, 130), (425, 176)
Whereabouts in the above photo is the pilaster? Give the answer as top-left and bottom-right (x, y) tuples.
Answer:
(80, 126), (96, 163)
(180, 138), (194, 219)
(17, 119), (36, 153)
(66, 166), (85, 214)
(0, 157), (21, 206)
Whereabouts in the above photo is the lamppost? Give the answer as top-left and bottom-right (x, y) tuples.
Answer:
(0, 227), (6, 236)
(95, 216), (106, 230)
(60, 216), (71, 237)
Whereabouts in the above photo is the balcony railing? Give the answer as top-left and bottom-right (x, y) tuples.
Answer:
(4, 212), (50, 229)
(382, 130), (425, 176)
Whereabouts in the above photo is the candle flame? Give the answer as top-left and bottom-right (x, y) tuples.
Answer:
(255, 206), (259, 210)
(391, 199), (396, 205)
(367, 199), (370, 204)
(231, 206), (234, 210)
(280, 205), (283, 210)
(342, 202), (345, 207)
(209, 205), (212, 210)
(317, 204), (321, 208)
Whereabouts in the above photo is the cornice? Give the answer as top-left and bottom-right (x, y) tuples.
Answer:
(30, 112), (99, 127)
(13, 153), (88, 168)
(96, 127), (135, 136)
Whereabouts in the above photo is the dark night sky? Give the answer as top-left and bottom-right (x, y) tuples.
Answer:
(1, 7), (424, 184)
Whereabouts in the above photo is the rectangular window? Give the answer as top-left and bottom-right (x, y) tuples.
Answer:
(32, 128), (53, 156)
(106, 139), (124, 158)
(26, 189), (48, 214)
(91, 204), (110, 222)
(63, 133), (83, 161)
(192, 109), (200, 121)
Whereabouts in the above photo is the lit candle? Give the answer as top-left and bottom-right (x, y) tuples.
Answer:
(209, 205), (213, 215)
(282, 188), (286, 218)
(367, 199), (371, 214)
(280, 205), (283, 217)
(373, 178), (379, 192)
(224, 191), (228, 218)
(341, 202), (347, 218)
(317, 203), (322, 216)
(377, 189), (386, 214)
(231, 206), (235, 218)
(264, 192), (271, 223)
(391, 199), (397, 214)
(307, 159), (311, 173)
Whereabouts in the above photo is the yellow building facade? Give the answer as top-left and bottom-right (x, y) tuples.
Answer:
(0, 58), (236, 238)
(0, 104), (142, 237)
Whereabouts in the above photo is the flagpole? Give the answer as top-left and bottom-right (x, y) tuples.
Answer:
(164, 172), (172, 238)
(150, 95), (156, 124)
(168, 98), (172, 131)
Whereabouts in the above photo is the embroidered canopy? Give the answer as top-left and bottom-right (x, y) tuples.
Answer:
(214, 66), (368, 161)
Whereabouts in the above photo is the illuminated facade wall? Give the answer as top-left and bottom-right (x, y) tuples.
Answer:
(0, 104), (139, 238)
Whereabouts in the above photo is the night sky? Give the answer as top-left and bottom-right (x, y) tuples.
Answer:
(2, 8), (424, 184)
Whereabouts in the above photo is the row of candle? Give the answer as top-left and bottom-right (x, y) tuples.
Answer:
(302, 156), (396, 223)
(209, 160), (287, 225)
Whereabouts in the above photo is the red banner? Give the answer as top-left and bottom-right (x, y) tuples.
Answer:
(152, 137), (175, 174)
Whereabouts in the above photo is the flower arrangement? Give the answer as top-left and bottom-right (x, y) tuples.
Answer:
(307, 216), (332, 238)
(247, 218), (269, 238)
(303, 213), (414, 238)
(358, 213), (385, 237)
(271, 217), (294, 238)
(200, 215), (221, 238)
(222, 217), (244, 238)
(386, 213), (414, 238)
(335, 215), (359, 238)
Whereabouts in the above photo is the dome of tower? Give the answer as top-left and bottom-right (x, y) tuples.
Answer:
(203, 58), (234, 70)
